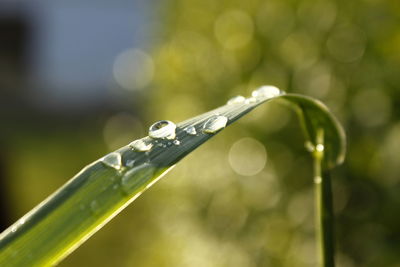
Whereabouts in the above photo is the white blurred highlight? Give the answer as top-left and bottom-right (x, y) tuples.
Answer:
(113, 48), (154, 90)
(228, 137), (267, 176)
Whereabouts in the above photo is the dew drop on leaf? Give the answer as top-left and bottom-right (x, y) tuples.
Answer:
(148, 120), (176, 139)
(202, 115), (228, 134)
(245, 97), (257, 104)
(183, 125), (197, 135)
(316, 144), (324, 152)
(227, 95), (246, 105)
(100, 152), (122, 170)
(251, 85), (282, 99)
(305, 142), (325, 153)
(305, 141), (315, 152)
(129, 138), (153, 152)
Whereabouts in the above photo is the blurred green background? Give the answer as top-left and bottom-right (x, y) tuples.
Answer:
(1, 0), (400, 266)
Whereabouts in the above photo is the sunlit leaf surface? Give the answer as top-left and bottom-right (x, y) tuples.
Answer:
(0, 88), (345, 266)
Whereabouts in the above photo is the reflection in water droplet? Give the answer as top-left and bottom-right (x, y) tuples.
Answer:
(251, 85), (282, 99)
(101, 152), (122, 170)
(173, 140), (180, 145)
(184, 126), (197, 135)
(149, 120), (176, 139)
(227, 95), (246, 105)
(121, 163), (156, 195)
(203, 115), (228, 134)
(129, 138), (153, 152)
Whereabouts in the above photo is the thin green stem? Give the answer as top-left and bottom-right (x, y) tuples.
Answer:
(313, 130), (335, 267)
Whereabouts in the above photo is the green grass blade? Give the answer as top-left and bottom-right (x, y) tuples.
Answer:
(0, 90), (345, 266)
(279, 94), (346, 169)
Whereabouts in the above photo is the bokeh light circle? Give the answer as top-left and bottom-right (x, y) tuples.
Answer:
(214, 10), (254, 50)
(113, 48), (154, 90)
(228, 137), (267, 176)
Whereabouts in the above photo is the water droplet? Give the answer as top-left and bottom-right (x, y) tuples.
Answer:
(227, 95), (246, 105)
(203, 115), (228, 134)
(121, 163), (156, 195)
(251, 85), (282, 99)
(11, 226), (17, 233)
(173, 140), (180, 145)
(129, 138), (153, 152)
(314, 176), (322, 184)
(305, 141), (315, 152)
(244, 97), (257, 104)
(305, 142), (324, 154)
(148, 120), (176, 139)
(101, 152), (122, 170)
(316, 144), (324, 152)
(184, 126), (197, 135)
